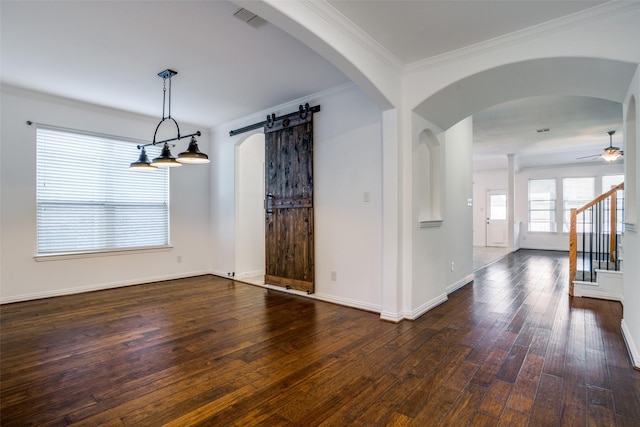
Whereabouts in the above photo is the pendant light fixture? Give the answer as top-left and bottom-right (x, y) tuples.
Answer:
(129, 69), (209, 170)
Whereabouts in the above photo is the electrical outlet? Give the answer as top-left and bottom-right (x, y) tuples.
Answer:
(450, 262), (455, 272)
(363, 191), (370, 203)
(330, 271), (337, 281)
(177, 256), (182, 263)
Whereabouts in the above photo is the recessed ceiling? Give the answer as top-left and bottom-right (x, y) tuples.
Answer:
(473, 96), (623, 170)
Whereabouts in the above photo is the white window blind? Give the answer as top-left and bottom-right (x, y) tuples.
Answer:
(528, 179), (557, 232)
(562, 177), (595, 232)
(36, 127), (169, 255)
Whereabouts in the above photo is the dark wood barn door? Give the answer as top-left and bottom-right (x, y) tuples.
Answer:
(264, 114), (314, 293)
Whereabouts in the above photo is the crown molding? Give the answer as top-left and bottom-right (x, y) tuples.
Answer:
(215, 81), (356, 135)
(406, 1), (640, 72)
(300, 0), (405, 74)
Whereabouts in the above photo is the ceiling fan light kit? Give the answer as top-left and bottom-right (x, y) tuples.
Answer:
(129, 69), (209, 170)
(601, 130), (623, 162)
(576, 130), (624, 162)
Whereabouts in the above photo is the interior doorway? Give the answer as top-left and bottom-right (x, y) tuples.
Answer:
(234, 133), (265, 285)
(486, 189), (508, 247)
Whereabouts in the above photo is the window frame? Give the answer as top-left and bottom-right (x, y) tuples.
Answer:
(35, 126), (170, 258)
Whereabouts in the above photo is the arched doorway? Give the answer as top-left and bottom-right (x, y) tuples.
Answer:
(234, 132), (265, 284)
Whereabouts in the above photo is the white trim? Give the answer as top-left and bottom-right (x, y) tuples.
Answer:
(234, 270), (265, 280)
(404, 293), (448, 321)
(0, 270), (212, 304)
(573, 281), (624, 302)
(380, 310), (404, 323)
(302, 0), (404, 73)
(220, 82), (356, 137)
(34, 245), (173, 262)
(228, 277), (383, 314)
(312, 292), (381, 314)
(407, 1), (640, 71)
(447, 274), (474, 295)
(621, 319), (640, 369)
(573, 269), (624, 302)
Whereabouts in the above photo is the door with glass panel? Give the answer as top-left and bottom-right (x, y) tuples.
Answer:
(486, 190), (507, 247)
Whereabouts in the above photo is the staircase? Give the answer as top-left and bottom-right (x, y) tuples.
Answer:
(569, 183), (624, 301)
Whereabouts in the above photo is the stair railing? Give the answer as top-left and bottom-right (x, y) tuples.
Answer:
(569, 182), (624, 295)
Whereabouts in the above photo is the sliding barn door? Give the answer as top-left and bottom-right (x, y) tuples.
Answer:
(264, 113), (314, 293)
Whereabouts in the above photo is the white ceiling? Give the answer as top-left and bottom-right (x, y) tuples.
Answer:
(0, 0), (630, 169)
(327, 0), (605, 64)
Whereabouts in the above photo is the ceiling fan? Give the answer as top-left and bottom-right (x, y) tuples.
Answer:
(577, 130), (624, 162)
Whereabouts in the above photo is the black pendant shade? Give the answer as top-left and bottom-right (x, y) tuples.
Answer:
(177, 137), (210, 164)
(129, 147), (157, 171)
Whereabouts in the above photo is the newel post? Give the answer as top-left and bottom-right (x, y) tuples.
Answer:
(569, 208), (577, 296)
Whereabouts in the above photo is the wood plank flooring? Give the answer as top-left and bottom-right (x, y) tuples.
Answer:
(1, 249), (639, 426)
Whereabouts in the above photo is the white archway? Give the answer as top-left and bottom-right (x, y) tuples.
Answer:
(413, 57), (637, 131)
(234, 132), (266, 282)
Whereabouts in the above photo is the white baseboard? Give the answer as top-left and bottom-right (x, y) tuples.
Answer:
(312, 292), (381, 314)
(404, 293), (448, 320)
(231, 279), (384, 315)
(234, 270), (264, 279)
(621, 319), (640, 369)
(380, 310), (404, 323)
(446, 274), (474, 294)
(0, 269), (212, 304)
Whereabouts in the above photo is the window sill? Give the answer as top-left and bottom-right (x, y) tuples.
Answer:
(34, 245), (173, 262)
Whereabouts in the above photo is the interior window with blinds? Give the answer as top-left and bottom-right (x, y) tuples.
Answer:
(36, 127), (169, 255)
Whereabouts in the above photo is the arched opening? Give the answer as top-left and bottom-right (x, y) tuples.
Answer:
(234, 132), (265, 284)
(418, 129), (441, 224)
(411, 57), (635, 284)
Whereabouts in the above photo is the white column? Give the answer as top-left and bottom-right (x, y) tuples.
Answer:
(380, 108), (404, 322)
(507, 153), (517, 250)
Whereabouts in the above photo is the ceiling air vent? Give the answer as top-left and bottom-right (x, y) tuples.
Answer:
(233, 8), (267, 28)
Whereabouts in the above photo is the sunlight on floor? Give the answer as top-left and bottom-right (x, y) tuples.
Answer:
(473, 246), (511, 271)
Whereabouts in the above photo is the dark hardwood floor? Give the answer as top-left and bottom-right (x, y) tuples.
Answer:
(1, 250), (639, 426)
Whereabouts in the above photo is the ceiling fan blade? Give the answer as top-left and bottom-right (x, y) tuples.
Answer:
(576, 154), (601, 160)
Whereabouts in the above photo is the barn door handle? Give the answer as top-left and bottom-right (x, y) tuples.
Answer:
(266, 193), (274, 214)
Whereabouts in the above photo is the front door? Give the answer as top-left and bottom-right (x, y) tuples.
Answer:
(264, 113), (314, 293)
(486, 190), (507, 247)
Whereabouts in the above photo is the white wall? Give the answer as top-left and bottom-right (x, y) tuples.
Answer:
(622, 67), (640, 368)
(515, 162), (624, 251)
(408, 116), (474, 318)
(410, 113), (446, 318)
(443, 118), (474, 291)
(0, 85), (212, 303)
(211, 83), (383, 312)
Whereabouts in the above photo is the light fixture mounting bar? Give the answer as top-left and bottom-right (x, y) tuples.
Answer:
(137, 130), (202, 149)
(158, 69), (177, 79)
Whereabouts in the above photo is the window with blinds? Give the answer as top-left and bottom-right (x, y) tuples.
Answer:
(36, 127), (169, 255)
